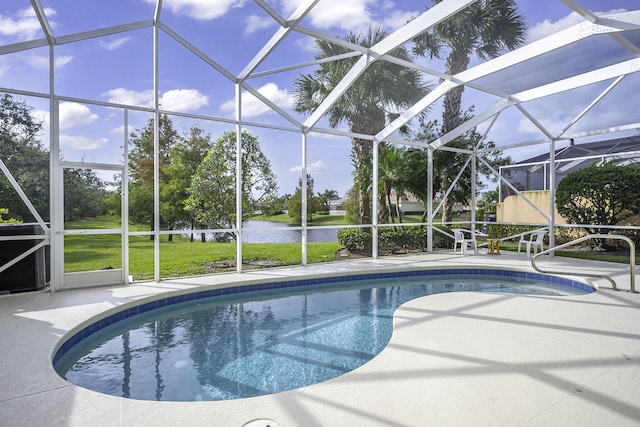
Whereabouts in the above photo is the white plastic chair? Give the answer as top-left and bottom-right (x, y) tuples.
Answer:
(452, 228), (478, 255)
(518, 228), (547, 258)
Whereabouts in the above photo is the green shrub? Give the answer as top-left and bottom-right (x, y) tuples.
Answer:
(379, 227), (416, 253)
(611, 228), (640, 250)
(339, 225), (454, 254)
(337, 228), (371, 253)
(432, 226), (453, 249)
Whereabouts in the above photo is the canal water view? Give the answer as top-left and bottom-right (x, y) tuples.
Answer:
(242, 220), (338, 243)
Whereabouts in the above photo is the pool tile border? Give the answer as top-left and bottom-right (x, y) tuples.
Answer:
(52, 268), (593, 365)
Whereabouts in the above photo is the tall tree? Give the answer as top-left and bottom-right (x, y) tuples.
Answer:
(413, 0), (525, 221)
(185, 131), (278, 239)
(379, 144), (409, 225)
(288, 174), (320, 225)
(0, 94), (48, 222)
(163, 126), (212, 241)
(293, 26), (428, 224)
(128, 114), (180, 237)
(63, 168), (107, 221)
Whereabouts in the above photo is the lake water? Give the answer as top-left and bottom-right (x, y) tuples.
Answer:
(242, 220), (338, 243)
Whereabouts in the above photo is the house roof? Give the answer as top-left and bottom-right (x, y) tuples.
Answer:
(517, 135), (640, 165)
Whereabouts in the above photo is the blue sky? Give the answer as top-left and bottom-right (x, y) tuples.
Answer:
(1, 0), (639, 197)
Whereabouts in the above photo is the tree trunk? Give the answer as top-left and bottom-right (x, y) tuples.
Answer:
(351, 138), (372, 224)
(350, 105), (383, 225)
(438, 47), (471, 226)
(385, 187), (395, 226)
(441, 198), (454, 224)
(442, 47), (470, 134)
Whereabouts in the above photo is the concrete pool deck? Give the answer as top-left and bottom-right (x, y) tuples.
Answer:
(1, 251), (639, 426)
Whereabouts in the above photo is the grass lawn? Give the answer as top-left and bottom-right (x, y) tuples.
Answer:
(64, 217), (342, 280)
(64, 216), (638, 281)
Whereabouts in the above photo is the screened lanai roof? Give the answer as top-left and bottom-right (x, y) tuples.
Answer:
(2, 0), (640, 163)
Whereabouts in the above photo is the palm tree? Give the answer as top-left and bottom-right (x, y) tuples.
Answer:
(379, 144), (408, 225)
(413, 0), (525, 222)
(293, 27), (428, 224)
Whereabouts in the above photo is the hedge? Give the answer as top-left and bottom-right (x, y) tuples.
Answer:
(337, 225), (454, 255)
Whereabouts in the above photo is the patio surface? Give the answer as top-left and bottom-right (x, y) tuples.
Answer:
(1, 251), (639, 426)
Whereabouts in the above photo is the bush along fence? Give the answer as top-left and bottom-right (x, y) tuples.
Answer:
(337, 226), (453, 256)
(337, 223), (640, 256)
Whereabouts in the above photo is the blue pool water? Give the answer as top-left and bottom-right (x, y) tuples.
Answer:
(53, 270), (592, 402)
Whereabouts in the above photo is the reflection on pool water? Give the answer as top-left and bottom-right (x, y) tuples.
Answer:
(54, 271), (592, 402)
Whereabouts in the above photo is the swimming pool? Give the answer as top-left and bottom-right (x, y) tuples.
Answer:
(53, 269), (592, 402)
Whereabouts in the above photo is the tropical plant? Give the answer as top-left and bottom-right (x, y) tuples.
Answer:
(413, 0), (525, 221)
(317, 189), (339, 212)
(293, 26), (428, 224)
(379, 144), (409, 225)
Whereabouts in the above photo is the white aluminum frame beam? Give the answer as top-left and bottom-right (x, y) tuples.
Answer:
(30, 0), (53, 43)
(559, 76), (626, 137)
(253, 0), (287, 27)
(238, 0), (319, 82)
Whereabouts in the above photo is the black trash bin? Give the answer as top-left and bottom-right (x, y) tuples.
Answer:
(0, 223), (49, 294)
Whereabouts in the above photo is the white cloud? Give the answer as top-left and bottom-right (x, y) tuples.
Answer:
(289, 159), (328, 173)
(280, 0), (417, 32)
(290, 0), (374, 31)
(59, 135), (109, 150)
(110, 124), (136, 136)
(0, 7), (56, 41)
(55, 55), (73, 68)
(32, 109), (49, 126)
(517, 117), (541, 135)
(59, 103), (99, 129)
(245, 14), (274, 35)
(220, 83), (294, 117)
(476, 119), (506, 136)
(100, 37), (131, 51)
(295, 36), (319, 52)
(516, 116), (567, 136)
(308, 131), (348, 140)
(103, 88), (154, 107)
(0, 64), (9, 77)
(526, 9), (627, 43)
(147, 0), (247, 20)
(26, 55), (73, 69)
(102, 88), (208, 113)
(160, 89), (209, 112)
(380, 10), (415, 31)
